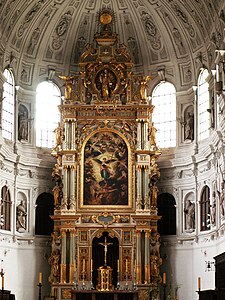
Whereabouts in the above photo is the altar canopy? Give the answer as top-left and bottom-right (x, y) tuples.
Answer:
(50, 9), (161, 300)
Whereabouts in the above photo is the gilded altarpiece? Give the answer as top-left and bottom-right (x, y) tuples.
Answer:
(50, 10), (161, 300)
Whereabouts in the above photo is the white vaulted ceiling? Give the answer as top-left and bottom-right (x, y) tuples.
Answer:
(0, 0), (224, 90)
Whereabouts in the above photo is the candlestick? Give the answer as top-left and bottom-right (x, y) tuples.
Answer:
(83, 259), (85, 273)
(117, 259), (119, 271)
(2, 275), (4, 290)
(198, 277), (201, 291)
(163, 272), (166, 284)
(91, 259), (93, 272)
(74, 259), (76, 270)
(38, 272), (42, 284)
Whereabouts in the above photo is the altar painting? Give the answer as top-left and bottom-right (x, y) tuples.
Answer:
(84, 131), (128, 205)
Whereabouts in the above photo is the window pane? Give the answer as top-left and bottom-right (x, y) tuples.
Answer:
(36, 81), (61, 148)
(152, 82), (176, 148)
(2, 69), (15, 141)
(198, 69), (210, 141)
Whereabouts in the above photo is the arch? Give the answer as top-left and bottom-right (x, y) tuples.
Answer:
(36, 81), (61, 148)
(200, 185), (210, 231)
(152, 81), (176, 148)
(0, 185), (11, 231)
(92, 231), (119, 288)
(35, 192), (54, 235)
(157, 193), (176, 235)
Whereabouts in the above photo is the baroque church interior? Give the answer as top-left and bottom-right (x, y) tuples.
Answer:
(0, 0), (225, 300)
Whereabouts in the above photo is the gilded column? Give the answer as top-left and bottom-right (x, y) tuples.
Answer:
(144, 166), (150, 210)
(70, 166), (75, 210)
(136, 166), (142, 210)
(144, 231), (150, 283)
(61, 165), (68, 210)
(69, 229), (75, 283)
(143, 121), (149, 150)
(71, 122), (76, 150)
(136, 121), (142, 150)
(64, 121), (69, 150)
(136, 231), (141, 284)
(60, 230), (67, 283)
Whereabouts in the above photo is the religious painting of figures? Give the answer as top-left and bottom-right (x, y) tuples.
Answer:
(83, 131), (128, 205)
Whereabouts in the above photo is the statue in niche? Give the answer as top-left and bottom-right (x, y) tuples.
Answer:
(96, 69), (116, 101)
(219, 182), (225, 218)
(184, 199), (195, 230)
(210, 191), (216, 225)
(184, 111), (194, 141)
(16, 200), (27, 232)
(18, 109), (28, 141)
(100, 69), (111, 100)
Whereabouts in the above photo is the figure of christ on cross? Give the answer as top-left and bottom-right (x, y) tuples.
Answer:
(99, 237), (113, 266)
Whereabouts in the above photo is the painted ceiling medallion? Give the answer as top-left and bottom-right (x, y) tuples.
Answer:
(100, 12), (112, 25)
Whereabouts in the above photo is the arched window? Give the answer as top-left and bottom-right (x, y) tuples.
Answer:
(200, 185), (210, 231)
(198, 69), (210, 141)
(2, 69), (15, 141)
(157, 193), (176, 235)
(152, 82), (176, 148)
(0, 186), (11, 231)
(36, 81), (61, 148)
(35, 193), (54, 235)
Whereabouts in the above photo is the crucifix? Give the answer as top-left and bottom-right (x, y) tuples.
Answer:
(99, 237), (113, 266)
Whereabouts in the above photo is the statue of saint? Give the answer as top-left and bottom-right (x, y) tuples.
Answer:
(184, 200), (195, 230)
(18, 111), (28, 141)
(99, 69), (112, 100)
(16, 200), (27, 232)
(184, 112), (194, 141)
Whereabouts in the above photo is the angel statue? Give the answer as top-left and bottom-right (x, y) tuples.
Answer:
(59, 75), (77, 99)
(137, 75), (151, 101)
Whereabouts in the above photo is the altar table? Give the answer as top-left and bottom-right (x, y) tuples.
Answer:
(71, 290), (138, 300)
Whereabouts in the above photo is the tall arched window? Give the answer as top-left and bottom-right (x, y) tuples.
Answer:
(198, 69), (210, 141)
(157, 193), (176, 235)
(152, 82), (176, 148)
(36, 81), (61, 148)
(200, 185), (210, 231)
(35, 193), (54, 235)
(0, 186), (11, 231)
(2, 69), (15, 141)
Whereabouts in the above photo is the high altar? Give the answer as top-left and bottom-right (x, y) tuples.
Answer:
(49, 9), (161, 300)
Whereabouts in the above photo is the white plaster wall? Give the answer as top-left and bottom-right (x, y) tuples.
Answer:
(160, 234), (225, 300)
(0, 237), (51, 300)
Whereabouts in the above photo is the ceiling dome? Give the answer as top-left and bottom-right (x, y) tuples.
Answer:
(0, 0), (224, 90)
